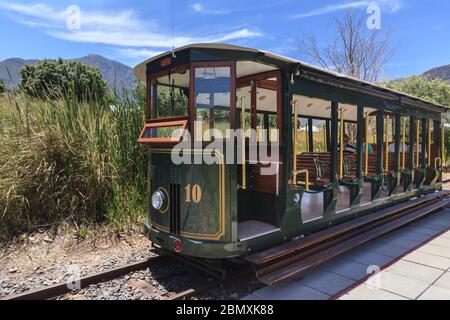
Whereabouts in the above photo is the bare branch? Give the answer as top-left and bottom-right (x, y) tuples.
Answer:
(298, 8), (397, 81)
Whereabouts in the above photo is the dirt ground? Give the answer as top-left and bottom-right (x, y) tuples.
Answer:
(0, 226), (154, 297)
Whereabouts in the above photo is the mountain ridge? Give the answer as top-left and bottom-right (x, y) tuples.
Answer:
(424, 64), (450, 83)
(0, 55), (135, 94)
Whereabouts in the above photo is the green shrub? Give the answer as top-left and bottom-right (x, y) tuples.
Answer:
(20, 59), (110, 102)
(0, 79), (4, 93)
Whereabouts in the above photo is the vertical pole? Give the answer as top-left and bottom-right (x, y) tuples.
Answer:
(240, 97), (246, 190)
(376, 110), (384, 176)
(402, 117), (406, 170)
(330, 102), (339, 183)
(339, 108), (344, 179)
(421, 118), (427, 167)
(443, 125), (446, 166)
(292, 100), (298, 183)
(385, 115), (389, 172)
(326, 120), (331, 152)
(428, 120), (432, 166)
(308, 118), (314, 152)
(416, 120), (420, 168)
(365, 113), (369, 175)
(356, 106), (364, 179)
(409, 116), (416, 183)
(394, 114), (401, 173)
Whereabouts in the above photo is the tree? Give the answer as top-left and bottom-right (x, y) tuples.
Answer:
(20, 58), (110, 102)
(383, 76), (450, 112)
(0, 79), (4, 94)
(384, 75), (450, 162)
(299, 9), (396, 82)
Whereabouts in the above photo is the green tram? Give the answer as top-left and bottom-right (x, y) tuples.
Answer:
(134, 44), (447, 260)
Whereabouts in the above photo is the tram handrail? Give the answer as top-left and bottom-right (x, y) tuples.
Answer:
(291, 169), (310, 191)
(292, 100), (299, 180)
(416, 120), (420, 168)
(442, 125), (446, 166)
(339, 107), (344, 179)
(385, 115), (389, 173)
(428, 120), (432, 166)
(365, 113), (369, 176)
(240, 96), (247, 190)
(402, 117), (406, 170)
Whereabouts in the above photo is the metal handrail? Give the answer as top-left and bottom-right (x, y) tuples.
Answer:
(240, 96), (247, 190)
(291, 169), (310, 191)
(364, 112), (369, 176)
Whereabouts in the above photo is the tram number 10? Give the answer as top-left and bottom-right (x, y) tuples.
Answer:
(184, 184), (202, 203)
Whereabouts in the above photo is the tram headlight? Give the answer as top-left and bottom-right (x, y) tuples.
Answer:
(151, 190), (166, 211)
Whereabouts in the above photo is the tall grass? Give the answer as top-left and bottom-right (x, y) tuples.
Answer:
(0, 87), (147, 239)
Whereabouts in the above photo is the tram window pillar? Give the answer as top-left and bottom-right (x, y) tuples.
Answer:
(394, 114), (401, 172)
(356, 105), (364, 178)
(376, 110), (384, 175)
(409, 116), (416, 171)
(434, 119), (442, 168)
(330, 102), (339, 183)
(308, 118), (314, 153)
(326, 120), (331, 152)
(421, 118), (427, 167)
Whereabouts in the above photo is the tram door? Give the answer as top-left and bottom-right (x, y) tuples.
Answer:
(236, 71), (281, 240)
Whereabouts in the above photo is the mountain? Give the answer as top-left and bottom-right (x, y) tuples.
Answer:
(0, 54), (135, 94)
(424, 64), (450, 83)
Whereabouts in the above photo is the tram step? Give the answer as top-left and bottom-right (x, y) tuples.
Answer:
(257, 198), (450, 286)
(246, 190), (450, 266)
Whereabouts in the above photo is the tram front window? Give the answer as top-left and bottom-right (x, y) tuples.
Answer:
(195, 66), (231, 140)
(152, 69), (190, 118)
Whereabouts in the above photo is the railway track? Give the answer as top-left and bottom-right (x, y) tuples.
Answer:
(247, 190), (450, 286)
(4, 191), (450, 300)
(2, 255), (170, 300)
(2, 253), (234, 301)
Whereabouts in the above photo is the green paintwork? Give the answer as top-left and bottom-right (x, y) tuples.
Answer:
(143, 47), (445, 260)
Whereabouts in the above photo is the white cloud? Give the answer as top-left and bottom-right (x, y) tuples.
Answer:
(115, 48), (164, 59)
(0, 1), (258, 56)
(190, 2), (228, 15)
(292, 0), (402, 19)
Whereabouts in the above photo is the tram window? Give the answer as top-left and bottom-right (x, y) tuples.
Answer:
(367, 116), (377, 145)
(267, 114), (278, 143)
(195, 67), (231, 140)
(344, 122), (357, 147)
(256, 113), (265, 142)
(312, 120), (327, 152)
(153, 70), (189, 118)
(294, 118), (309, 153)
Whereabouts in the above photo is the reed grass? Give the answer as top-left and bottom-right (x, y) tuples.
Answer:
(0, 86), (147, 239)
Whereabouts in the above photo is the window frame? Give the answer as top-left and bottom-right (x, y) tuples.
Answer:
(138, 117), (188, 144)
(147, 64), (191, 120)
(190, 61), (237, 140)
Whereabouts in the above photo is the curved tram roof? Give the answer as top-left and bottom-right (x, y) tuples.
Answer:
(133, 43), (448, 114)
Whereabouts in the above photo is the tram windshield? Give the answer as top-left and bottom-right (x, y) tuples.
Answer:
(152, 69), (190, 119)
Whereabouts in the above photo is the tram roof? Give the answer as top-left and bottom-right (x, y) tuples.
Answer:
(133, 43), (449, 113)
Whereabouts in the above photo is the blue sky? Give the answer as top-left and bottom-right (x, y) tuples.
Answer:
(0, 0), (449, 79)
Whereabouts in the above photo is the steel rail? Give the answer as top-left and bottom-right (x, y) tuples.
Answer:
(3, 255), (167, 300)
(258, 197), (450, 286)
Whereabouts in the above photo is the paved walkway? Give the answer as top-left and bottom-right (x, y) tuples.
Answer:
(242, 208), (450, 300)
